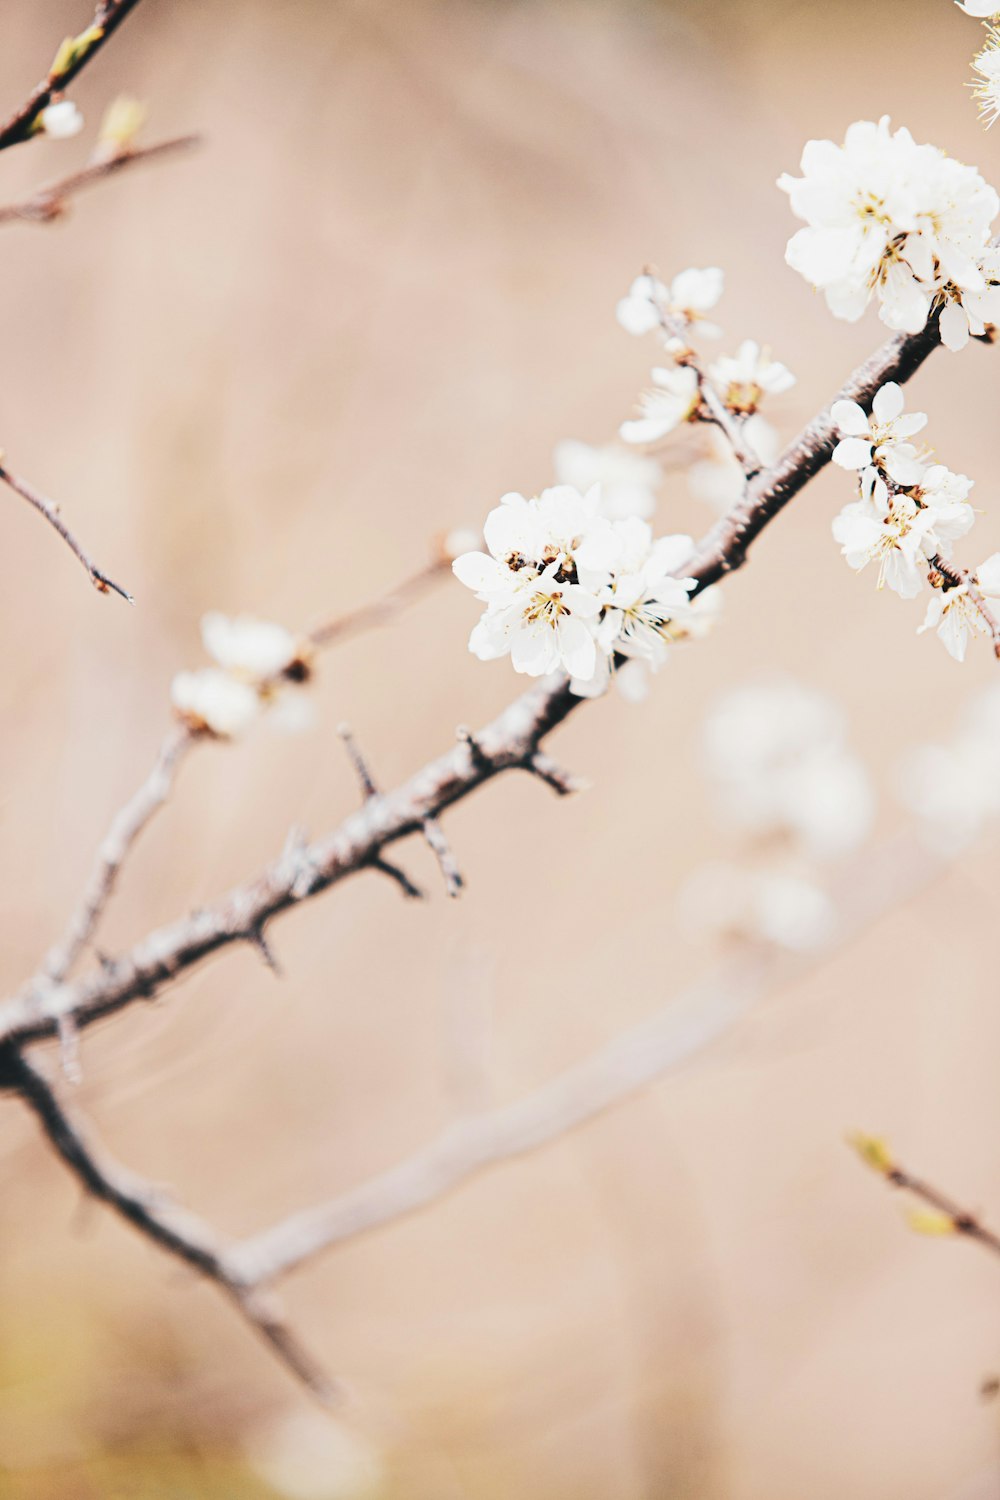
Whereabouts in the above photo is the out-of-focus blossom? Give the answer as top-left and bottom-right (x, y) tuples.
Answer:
(898, 682), (1000, 849)
(616, 267), (723, 338)
(246, 1408), (384, 1500)
(38, 100), (83, 138)
(709, 340), (796, 413)
(620, 365), (699, 445)
(703, 676), (874, 858)
(202, 612), (306, 681)
(554, 438), (662, 521)
(687, 417), (779, 512)
(170, 668), (261, 739)
(677, 861), (835, 953)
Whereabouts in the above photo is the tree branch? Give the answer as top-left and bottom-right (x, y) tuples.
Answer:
(0, 0), (146, 153)
(0, 1043), (336, 1401)
(0, 460), (133, 602)
(0, 135), (199, 225)
(0, 315), (954, 1054)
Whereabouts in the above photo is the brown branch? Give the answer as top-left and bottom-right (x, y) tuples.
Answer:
(0, 460), (133, 602)
(0, 0), (146, 154)
(0, 1043), (336, 1401)
(0, 315), (956, 1054)
(0, 135), (199, 225)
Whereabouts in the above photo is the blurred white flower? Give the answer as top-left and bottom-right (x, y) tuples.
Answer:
(171, 668), (261, 739)
(703, 676), (874, 858)
(553, 438), (661, 521)
(202, 612), (304, 681)
(616, 267), (723, 338)
(959, 1), (1000, 16)
(620, 365), (699, 445)
(38, 100), (83, 138)
(441, 526), (481, 561)
(677, 861), (834, 952)
(709, 340), (796, 413)
(246, 1409), (383, 1500)
(898, 681), (1000, 850)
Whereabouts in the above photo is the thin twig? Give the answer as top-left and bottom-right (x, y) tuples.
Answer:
(0, 135), (199, 225)
(0, 0), (146, 153)
(1, 1043), (336, 1401)
(657, 311), (761, 476)
(0, 461), (132, 602)
(853, 1136), (1000, 1259)
(43, 727), (195, 988)
(309, 558), (450, 649)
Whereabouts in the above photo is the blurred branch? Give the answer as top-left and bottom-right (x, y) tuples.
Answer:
(851, 1134), (1000, 1257)
(0, 135), (200, 225)
(0, 0), (146, 153)
(307, 554), (450, 648)
(0, 460), (133, 602)
(0, 825), (949, 1400)
(0, 1044), (336, 1402)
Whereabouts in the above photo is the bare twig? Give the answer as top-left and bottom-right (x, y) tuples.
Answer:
(43, 727), (195, 988)
(0, 0), (146, 153)
(309, 557), (451, 649)
(0, 315), (957, 1054)
(657, 311), (761, 476)
(523, 750), (587, 797)
(0, 135), (199, 225)
(0, 461), (132, 602)
(0, 1043), (336, 1401)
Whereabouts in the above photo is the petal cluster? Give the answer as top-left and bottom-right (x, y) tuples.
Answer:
(779, 117), (1000, 349)
(171, 613), (311, 738)
(452, 486), (717, 696)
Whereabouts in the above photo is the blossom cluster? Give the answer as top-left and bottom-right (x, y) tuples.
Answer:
(451, 485), (718, 697)
(829, 380), (1000, 660)
(780, 117), (1000, 350)
(171, 613), (312, 738)
(615, 267), (796, 455)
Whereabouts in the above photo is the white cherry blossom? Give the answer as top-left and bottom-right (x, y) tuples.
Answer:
(779, 117), (999, 342)
(975, 551), (1000, 598)
(832, 492), (934, 598)
(202, 613), (304, 681)
(958, 1), (1000, 16)
(831, 383), (928, 486)
(709, 340), (796, 413)
(620, 365), (699, 445)
(171, 669), (261, 739)
(918, 583), (988, 660)
(915, 466), (976, 557)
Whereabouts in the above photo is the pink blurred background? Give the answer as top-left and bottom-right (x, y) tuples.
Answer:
(2, 0), (1000, 1495)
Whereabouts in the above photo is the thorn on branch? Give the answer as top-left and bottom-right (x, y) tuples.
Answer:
(456, 724), (493, 775)
(247, 925), (281, 976)
(523, 751), (588, 797)
(337, 723), (379, 802)
(421, 816), (464, 898)
(371, 858), (425, 900)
